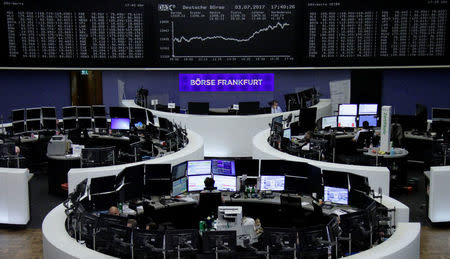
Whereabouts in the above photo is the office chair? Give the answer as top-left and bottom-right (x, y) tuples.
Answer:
(68, 129), (83, 145)
(391, 123), (404, 148)
(280, 195), (305, 228)
(356, 131), (373, 149)
(198, 191), (223, 219)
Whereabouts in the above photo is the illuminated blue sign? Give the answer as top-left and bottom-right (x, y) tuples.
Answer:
(179, 73), (274, 92)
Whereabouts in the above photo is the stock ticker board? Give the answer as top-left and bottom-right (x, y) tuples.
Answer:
(0, 0), (449, 68)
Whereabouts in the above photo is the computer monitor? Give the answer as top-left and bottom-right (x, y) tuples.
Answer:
(187, 160), (212, 176)
(262, 227), (297, 251)
(260, 160), (283, 176)
(26, 108), (41, 120)
(338, 104), (358, 116)
(12, 109), (25, 122)
(0, 143), (16, 156)
(358, 115), (377, 127)
(130, 108), (147, 125)
(271, 121), (283, 136)
(77, 106), (92, 118)
(260, 175), (285, 191)
(145, 164), (171, 179)
(92, 105), (106, 117)
(165, 229), (199, 252)
(43, 119), (58, 130)
(90, 175), (116, 194)
(12, 121), (25, 134)
(284, 93), (301, 111)
(94, 117), (107, 129)
(298, 107), (317, 133)
(299, 88), (318, 108)
(172, 177), (188, 196)
(172, 162), (187, 180)
(79, 213), (99, 242)
(188, 175), (209, 192)
(144, 179), (171, 197)
(283, 128), (291, 139)
(321, 116), (337, 129)
(324, 186), (348, 205)
(432, 108), (450, 121)
(202, 231), (237, 253)
(392, 114), (417, 131)
(26, 120), (41, 132)
(111, 118), (130, 130)
(63, 118), (77, 130)
(188, 102), (209, 115)
(285, 175), (309, 194)
(42, 107), (56, 118)
(118, 181), (144, 202)
(99, 213), (128, 226)
(234, 159), (259, 177)
(349, 174), (370, 195)
(326, 217), (340, 243)
(282, 160), (309, 177)
(146, 110), (155, 125)
(109, 107), (130, 119)
(158, 117), (172, 131)
(132, 229), (164, 252)
(298, 225), (328, 251)
(211, 159), (235, 176)
(271, 115), (283, 126)
(358, 104), (378, 115)
(322, 170), (349, 189)
(78, 118), (92, 129)
(338, 116), (356, 128)
(306, 164), (323, 198)
(213, 175), (237, 192)
(415, 104), (428, 132)
(238, 102), (260, 115)
(116, 164), (145, 185)
(62, 106), (77, 118)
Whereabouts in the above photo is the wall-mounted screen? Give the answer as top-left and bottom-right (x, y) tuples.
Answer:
(0, 0), (448, 68)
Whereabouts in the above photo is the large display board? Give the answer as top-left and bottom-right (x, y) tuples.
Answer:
(0, 0), (449, 68)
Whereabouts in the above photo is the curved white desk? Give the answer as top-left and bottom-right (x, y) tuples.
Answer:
(43, 204), (116, 259)
(122, 99), (331, 157)
(346, 222), (420, 259)
(67, 129), (204, 192)
(253, 129), (391, 196)
(0, 167), (31, 225)
(426, 166), (450, 223)
(43, 197), (415, 259)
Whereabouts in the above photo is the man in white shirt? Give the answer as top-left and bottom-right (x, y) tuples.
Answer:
(353, 121), (370, 142)
(271, 100), (283, 114)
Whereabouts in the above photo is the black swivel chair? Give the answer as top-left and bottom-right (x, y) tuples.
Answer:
(198, 191), (223, 219)
(356, 131), (373, 149)
(280, 195), (305, 228)
(391, 123), (404, 148)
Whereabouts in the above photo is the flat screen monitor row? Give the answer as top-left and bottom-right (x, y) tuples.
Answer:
(12, 107), (56, 121)
(284, 88), (320, 111)
(432, 108), (450, 122)
(87, 159), (370, 207)
(321, 115), (378, 129)
(338, 104), (378, 116)
(9, 106), (159, 134)
(12, 106), (154, 123)
(187, 101), (262, 115)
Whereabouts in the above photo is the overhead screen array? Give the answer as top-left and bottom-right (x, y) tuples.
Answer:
(0, 0), (449, 68)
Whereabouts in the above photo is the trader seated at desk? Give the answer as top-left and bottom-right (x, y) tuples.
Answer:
(270, 100), (283, 114)
(353, 121), (379, 148)
(108, 206), (120, 216)
(199, 177), (223, 217)
(294, 131), (313, 151)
